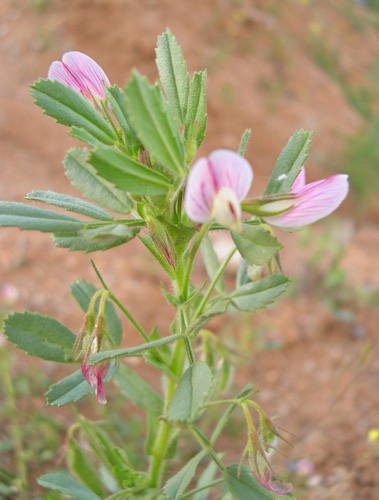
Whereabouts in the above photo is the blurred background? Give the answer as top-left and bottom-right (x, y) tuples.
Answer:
(0, 0), (378, 498)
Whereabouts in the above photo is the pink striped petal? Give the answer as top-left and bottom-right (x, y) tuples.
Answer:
(185, 149), (253, 223)
(265, 174), (349, 229)
(48, 51), (110, 101)
(292, 167), (306, 191)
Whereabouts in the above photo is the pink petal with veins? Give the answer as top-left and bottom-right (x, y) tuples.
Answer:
(292, 167), (306, 191)
(48, 51), (110, 100)
(265, 174), (349, 229)
(185, 149), (253, 222)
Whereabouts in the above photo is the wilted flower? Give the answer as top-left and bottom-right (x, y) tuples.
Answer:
(262, 168), (349, 230)
(48, 51), (110, 104)
(240, 403), (293, 495)
(73, 296), (113, 405)
(185, 149), (253, 231)
(81, 344), (110, 405)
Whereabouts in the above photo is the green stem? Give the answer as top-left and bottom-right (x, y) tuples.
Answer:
(0, 350), (28, 499)
(182, 222), (211, 300)
(194, 246), (237, 318)
(190, 425), (226, 472)
(177, 478), (224, 499)
(149, 339), (186, 487)
(91, 261), (150, 342)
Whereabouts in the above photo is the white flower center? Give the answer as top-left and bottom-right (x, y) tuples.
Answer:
(212, 187), (242, 232)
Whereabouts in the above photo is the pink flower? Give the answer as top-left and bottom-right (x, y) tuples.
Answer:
(263, 168), (349, 230)
(185, 149), (253, 231)
(82, 355), (110, 406)
(256, 468), (292, 495)
(48, 51), (110, 103)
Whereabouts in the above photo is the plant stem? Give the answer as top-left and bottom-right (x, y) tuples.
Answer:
(194, 246), (237, 318)
(181, 222), (211, 300)
(190, 425), (226, 472)
(91, 260), (150, 342)
(177, 478), (224, 499)
(149, 339), (186, 487)
(0, 350), (28, 500)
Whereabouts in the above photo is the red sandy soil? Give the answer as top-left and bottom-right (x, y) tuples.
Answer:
(0, 0), (378, 498)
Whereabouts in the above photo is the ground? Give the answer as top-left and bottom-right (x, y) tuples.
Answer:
(0, 0), (378, 498)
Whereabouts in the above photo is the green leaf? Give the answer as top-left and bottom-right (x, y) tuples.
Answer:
(45, 363), (118, 406)
(166, 362), (213, 423)
(164, 450), (207, 500)
(201, 234), (225, 293)
(26, 190), (113, 221)
(230, 274), (289, 312)
(67, 438), (105, 496)
(106, 86), (139, 154)
(64, 148), (133, 215)
(38, 472), (101, 500)
(0, 201), (84, 233)
(89, 146), (172, 195)
(236, 258), (252, 288)
(238, 129), (251, 157)
(223, 465), (295, 500)
(156, 28), (190, 126)
(114, 364), (162, 412)
(53, 224), (139, 253)
(114, 364), (163, 456)
(193, 459), (219, 500)
(125, 71), (185, 175)
(31, 79), (117, 145)
(264, 130), (313, 195)
(70, 279), (122, 347)
(4, 312), (75, 362)
(77, 416), (132, 484)
(184, 71), (207, 149)
(90, 333), (181, 365)
(138, 235), (177, 280)
(232, 224), (282, 266)
(69, 126), (104, 148)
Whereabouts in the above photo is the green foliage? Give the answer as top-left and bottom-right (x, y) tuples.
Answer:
(45, 364), (118, 406)
(0, 201), (83, 232)
(156, 28), (190, 126)
(231, 274), (289, 312)
(4, 312), (75, 362)
(89, 146), (172, 195)
(53, 224), (140, 253)
(163, 450), (207, 499)
(71, 279), (122, 347)
(26, 190), (113, 221)
(31, 79), (117, 144)
(166, 362), (213, 423)
(67, 438), (105, 496)
(125, 71), (185, 176)
(224, 464), (295, 499)
(200, 234), (225, 293)
(232, 224), (282, 266)
(38, 472), (101, 500)
(264, 130), (313, 195)
(238, 129), (251, 156)
(90, 333), (182, 365)
(64, 148), (134, 215)
(183, 71), (207, 150)
(193, 459), (219, 500)
(106, 85), (139, 155)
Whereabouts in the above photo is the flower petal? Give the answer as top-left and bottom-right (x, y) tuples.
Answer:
(265, 174), (349, 229)
(292, 167), (306, 191)
(185, 149), (253, 223)
(48, 51), (110, 100)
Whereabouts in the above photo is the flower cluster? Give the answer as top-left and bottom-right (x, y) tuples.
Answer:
(185, 150), (348, 232)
